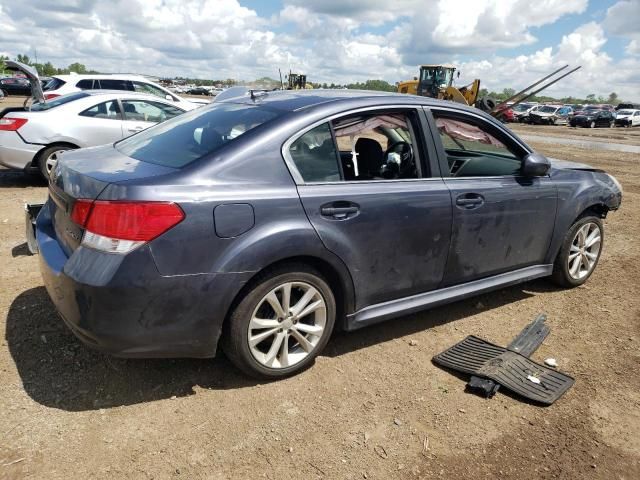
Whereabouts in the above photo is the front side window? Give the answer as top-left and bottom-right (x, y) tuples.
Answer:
(121, 100), (182, 123)
(116, 102), (283, 168)
(433, 113), (522, 177)
(133, 81), (174, 100)
(79, 100), (121, 119)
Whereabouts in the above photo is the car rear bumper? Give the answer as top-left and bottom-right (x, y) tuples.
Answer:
(0, 131), (41, 169)
(36, 200), (253, 358)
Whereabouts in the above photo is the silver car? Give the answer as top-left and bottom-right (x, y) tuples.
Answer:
(0, 90), (186, 177)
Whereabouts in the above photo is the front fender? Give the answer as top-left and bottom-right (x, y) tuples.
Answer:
(545, 170), (622, 263)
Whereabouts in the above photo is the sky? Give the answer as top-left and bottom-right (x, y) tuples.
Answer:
(0, 0), (639, 100)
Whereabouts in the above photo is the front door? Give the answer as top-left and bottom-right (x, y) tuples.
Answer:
(428, 108), (557, 286)
(286, 109), (452, 310)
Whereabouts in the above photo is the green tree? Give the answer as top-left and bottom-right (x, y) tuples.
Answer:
(0, 54), (8, 74)
(15, 54), (31, 65)
(67, 62), (88, 74)
(586, 93), (596, 102)
(607, 92), (619, 105)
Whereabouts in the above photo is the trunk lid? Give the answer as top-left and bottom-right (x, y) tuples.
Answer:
(6, 60), (45, 104)
(48, 145), (177, 256)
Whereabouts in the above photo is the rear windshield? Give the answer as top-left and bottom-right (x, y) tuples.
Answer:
(116, 102), (283, 168)
(30, 92), (90, 111)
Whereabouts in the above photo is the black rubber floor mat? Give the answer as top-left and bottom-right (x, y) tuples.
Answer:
(433, 336), (574, 405)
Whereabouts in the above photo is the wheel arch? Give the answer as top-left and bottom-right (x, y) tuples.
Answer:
(33, 141), (80, 169)
(222, 255), (356, 336)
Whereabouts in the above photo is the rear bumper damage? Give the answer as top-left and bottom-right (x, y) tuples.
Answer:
(36, 200), (252, 358)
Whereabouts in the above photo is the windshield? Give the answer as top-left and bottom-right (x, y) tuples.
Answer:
(539, 106), (558, 113)
(116, 102), (283, 168)
(617, 110), (633, 115)
(512, 104), (531, 112)
(30, 92), (89, 111)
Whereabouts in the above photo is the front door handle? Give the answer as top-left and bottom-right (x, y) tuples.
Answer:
(128, 126), (144, 133)
(320, 203), (360, 219)
(455, 194), (484, 209)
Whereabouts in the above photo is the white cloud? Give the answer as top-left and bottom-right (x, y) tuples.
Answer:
(0, 0), (637, 100)
(603, 0), (640, 56)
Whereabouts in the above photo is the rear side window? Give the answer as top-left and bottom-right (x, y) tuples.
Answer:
(30, 92), (90, 111)
(76, 79), (96, 89)
(79, 100), (121, 119)
(132, 81), (174, 100)
(289, 124), (341, 182)
(99, 79), (133, 91)
(116, 103), (282, 168)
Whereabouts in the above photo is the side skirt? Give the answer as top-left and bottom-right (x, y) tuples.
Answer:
(345, 265), (553, 331)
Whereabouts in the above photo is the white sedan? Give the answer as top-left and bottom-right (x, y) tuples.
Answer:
(0, 90), (186, 177)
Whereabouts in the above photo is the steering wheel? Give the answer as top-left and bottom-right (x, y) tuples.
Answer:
(382, 141), (415, 178)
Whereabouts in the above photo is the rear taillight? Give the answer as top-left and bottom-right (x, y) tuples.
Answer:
(44, 93), (60, 100)
(71, 200), (184, 253)
(0, 117), (28, 131)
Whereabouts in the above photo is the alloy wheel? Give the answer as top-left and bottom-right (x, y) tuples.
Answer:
(247, 281), (327, 369)
(44, 149), (68, 176)
(567, 222), (601, 280)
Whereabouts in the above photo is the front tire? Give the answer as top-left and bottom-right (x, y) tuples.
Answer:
(551, 215), (603, 288)
(222, 265), (336, 379)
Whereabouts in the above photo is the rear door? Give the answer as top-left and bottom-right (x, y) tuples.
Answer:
(287, 107), (453, 310)
(427, 108), (557, 286)
(76, 99), (125, 144)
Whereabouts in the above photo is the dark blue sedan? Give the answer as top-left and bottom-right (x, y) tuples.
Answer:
(36, 90), (622, 378)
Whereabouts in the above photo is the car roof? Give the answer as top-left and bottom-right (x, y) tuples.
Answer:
(53, 74), (151, 82)
(218, 88), (481, 114)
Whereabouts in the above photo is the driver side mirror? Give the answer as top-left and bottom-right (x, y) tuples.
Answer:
(522, 152), (551, 177)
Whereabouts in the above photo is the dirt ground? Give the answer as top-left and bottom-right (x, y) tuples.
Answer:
(0, 106), (639, 479)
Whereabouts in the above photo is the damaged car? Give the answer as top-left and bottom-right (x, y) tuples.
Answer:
(33, 89), (622, 378)
(529, 105), (573, 125)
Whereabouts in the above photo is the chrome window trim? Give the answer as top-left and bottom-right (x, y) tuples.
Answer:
(281, 104), (426, 186)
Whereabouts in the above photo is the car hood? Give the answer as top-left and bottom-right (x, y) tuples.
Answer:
(547, 157), (602, 172)
(616, 114), (633, 119)
(6, 60), (44, 104)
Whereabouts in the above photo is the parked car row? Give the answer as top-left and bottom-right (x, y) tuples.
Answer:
(0, 61), (192, 177)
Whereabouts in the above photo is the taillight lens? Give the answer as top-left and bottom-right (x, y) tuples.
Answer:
(0, 117), (28, 131)
(71, 200), (184, 253)
(44, 93), (60, 100)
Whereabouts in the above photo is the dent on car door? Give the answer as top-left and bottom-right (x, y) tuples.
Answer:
(287, 108), (452, 310)
(426, 108), (558, 286)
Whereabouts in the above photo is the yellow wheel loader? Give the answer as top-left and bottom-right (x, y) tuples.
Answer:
(398, 64), (481, 106)
(398, 64), (581, 119)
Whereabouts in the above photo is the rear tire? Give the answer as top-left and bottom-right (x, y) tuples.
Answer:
(551, 215), (603, 288)
(221, 264), (336, 379)
(37, 145), (76, 179)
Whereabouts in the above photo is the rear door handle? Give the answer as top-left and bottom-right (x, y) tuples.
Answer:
(320, 203), (359, 219)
